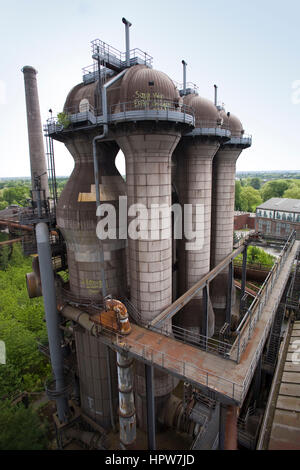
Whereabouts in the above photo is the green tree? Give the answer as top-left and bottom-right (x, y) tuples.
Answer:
(260, 179), (290, 202)
(235, 180), (242, 210)
(236, 246), (275, 268)
(0, 401), (48, 450)
(240, 186), (262, 212)
(248, 177), (261, 190)
(283, 184), (300, 199)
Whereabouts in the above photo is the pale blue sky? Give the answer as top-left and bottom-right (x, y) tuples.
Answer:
(0, 0), (299, 177)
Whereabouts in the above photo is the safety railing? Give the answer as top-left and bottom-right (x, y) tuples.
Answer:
(110, 98), (193, 114)
(232, 230), (296, 365)
(91, 39), (153, 68)
(109, 99), (195, 125)
(151, 323), (233, 359)
(172, 80), (200, 94)
(225, 134), (252, 146)
(233, 259), (273, 272)
(94, 319), (243, 402)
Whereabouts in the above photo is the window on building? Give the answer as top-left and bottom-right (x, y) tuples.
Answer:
(266, 221), (271, 234)
(276, 223), (281, 235)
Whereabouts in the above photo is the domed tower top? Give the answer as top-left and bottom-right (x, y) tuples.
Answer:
(220, 110), (244, 138)
(63, 76), (122, 115)
(119, 65), (180, 104)
(183, 94), (221, 128)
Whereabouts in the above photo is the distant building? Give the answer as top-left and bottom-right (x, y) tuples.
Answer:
(234, 211), (256, 230)
(255, 198), (300, 239)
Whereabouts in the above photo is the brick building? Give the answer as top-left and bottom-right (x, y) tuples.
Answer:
(255, 198), (300, 239)
(234, 211), (256, 230)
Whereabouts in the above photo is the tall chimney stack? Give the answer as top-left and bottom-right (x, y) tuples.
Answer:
(22, 66), (50, 200)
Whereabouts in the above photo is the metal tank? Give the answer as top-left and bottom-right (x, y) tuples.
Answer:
(174, 95), (229, 339)
(210, 111), (251, 328)
(22, 66), (50, 200)
(111, 64), (194, 428)
(57, 80), (127, 303)
(56, 79), (126, 428)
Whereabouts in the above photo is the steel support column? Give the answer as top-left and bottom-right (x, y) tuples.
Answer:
(106, 346), (116, 431)
(202, 284), (209, 350)
(240, 244), (248, 314)
(226, 261), (233, 325)
(36, 222), (69, 423)
(145, 364), (156, 450)
(253, 354), (262, 403)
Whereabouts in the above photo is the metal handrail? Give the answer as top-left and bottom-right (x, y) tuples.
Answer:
(91, 39), (153, 68)
(151, 323), (232, 358)
(94, 320), (243, 402)
(110, 99), (194, 115)
(233, 259), (273, 271)
(233, 231), (296, 377)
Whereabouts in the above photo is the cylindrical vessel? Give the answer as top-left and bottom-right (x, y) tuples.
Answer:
(22, 66), (50, 199)
(174, 95), (226, 338)
(114, 65), (190, 427)
(56, 80), (127, 428)
(210, 112), (251, 328)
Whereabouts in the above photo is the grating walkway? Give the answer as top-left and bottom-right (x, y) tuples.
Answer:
(268, 321), (300, 450)
(98, 241), (300, 406)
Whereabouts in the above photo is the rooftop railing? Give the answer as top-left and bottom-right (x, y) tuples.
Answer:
(91, 39), (153, 69)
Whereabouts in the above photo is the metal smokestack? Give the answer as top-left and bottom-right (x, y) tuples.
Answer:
(122, 17), (132, 67)
(214, 84), (218, 107)
(182, 60), (187, 95)
(22, 66), (50, 200)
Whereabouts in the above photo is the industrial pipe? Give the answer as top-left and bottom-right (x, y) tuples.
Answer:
(36, 222), (70, 422)
(60, 304), (98, 335)
(122, 17), (132, 67)
(117, 351), (136, 449)
(214, 84), (218, 107)
(182, 60), (187, 95)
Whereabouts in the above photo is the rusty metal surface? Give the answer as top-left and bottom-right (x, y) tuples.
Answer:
(84, 241), (299, 407)
(0, 237), (22, 246)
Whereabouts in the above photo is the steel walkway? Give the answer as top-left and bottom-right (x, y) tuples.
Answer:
(97, 241), (299, 407)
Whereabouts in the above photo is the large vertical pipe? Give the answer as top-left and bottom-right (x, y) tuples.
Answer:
(214, 84), (218, 107)
(182, 60), (187, 95)
(22, 66), (50, 200)
(122, 17), (132, 67)
(117, 352), (136, 449)
(36, 222), (69, 422)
